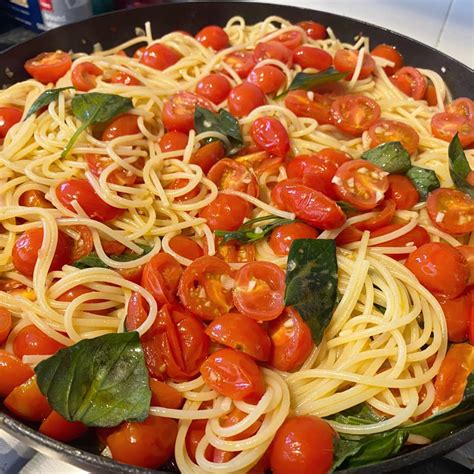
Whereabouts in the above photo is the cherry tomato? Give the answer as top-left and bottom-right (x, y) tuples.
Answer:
(446, 97), (474, 121)
(469, 291), (474, 345)
(269, 222), (318, 256)
(57, 285), (109, 316)
(254, 41), (293, 67)
(133, 46), (146, 60)
(149, 379), (184, 408)
(141, 253), (182, 306)
(178, 256), (234, 320)
(458, 245), (474, 287)
(368, 119), (419, 155)
(102, 113), (140, 140)
(436, 292), (470, 342)
(0, 307), (12, 343)
(190, 140), (226, 174)
(223, 51), (256, 79)
(0, 107), (22, 138)
(213, 238), (256, 264)
(4, 376), (51, 422)
(196, 73), (231, 104)
(199, 193), (249, 231)
(386, 175), (419, 210)
(390, 66), (427, 100)
(247, 65), (286, 94)
(118, 265), (144, 284)
(24, 51), (72, 84)
(140, 43), (182, 70)
(186, 420), (214, 463)
(208, 158), (259, 197)
(169, 235), (203, 261)
(105, 416), (177, 468)
(0, 350), (34, 397)
(206, 312), (271, 361)
(200, 348), (265, 403)
(56, 178), (124, 222)
(315, 147), (352, 167)
(228, 82), (266, 118)
(19, 190), (51, 208)
(166, 178), (200, 202)
(270, 416), (336, 474)
(285, 90), (335, 125)
(219, 407), (262, 440)
(297, 21), (327, 40)
(431, 112), (474, 147)
(110, 71), (140, 86)
(195, 25), (229, 51)
(250, 116), (290, 158)
(334, 49), (375, 80)
(331, 95), (381, 136)
(333, 159), (389, 210)
(159, 130), (189, 158)
(405, 242), (468, 299)
(293, 46), (332, 71)
(101, 239), (126, 256)
(13, 324), (65, 358)
(39, 411), (87, 442)
(425, 83), (438, 106)
(71, 61), (103, 91)
(275, 30), (303, 50)
(162, 91), (215, 133)
(85, 153), (138, 186)
(371, 44), (404, 76)
(335, 225), (364, 246)
(427, 188), (474, 234)
(233, 261), (285, 321)
(353, 199), (397, 232)
(12, 228), (72, 277)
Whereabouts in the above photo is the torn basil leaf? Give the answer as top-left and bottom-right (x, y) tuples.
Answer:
(25, 87), (74, 120)
(73, 245), (152, 270)
(281, 67), (347, 97)
(406, 166), (440, 200)
(362, 141), (412, 174)
(448, 133), (474, 198)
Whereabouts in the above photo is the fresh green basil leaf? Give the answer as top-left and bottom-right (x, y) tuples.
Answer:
(281, 67), (347, 97)
(406, 166), (440, 200)
(25, 87), (74, 120)
(332, 437), (365, 471)
(35, 332), (151, 427)
(362, 141), (412, 174)
(337, 201), (357, 215)
(284, 239), (338, 344)
(73, 245), (152, 270)
(448, 134), (474, 198)
(194, 106), (243, 150)
(331, 403), (385, 426)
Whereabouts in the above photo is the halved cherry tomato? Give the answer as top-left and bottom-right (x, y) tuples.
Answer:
(213, 238), (256, 264)
(169, 235), (203, 261)
(39, 411), (87, 442)
(228, 82), (266, 118)
(85, 153), (138, 186)
(12, 228), (72, 277)
(406, 242), (468, 299)
(56, 178), (124, 222)
(270, 416), (336, 474)
(178, 256), (234, 320)
(149, 379), (184, 408)
(285, 90), (335, 125)
(208, 158), (259, 196)
(371, 44), (404, 76)
(141, 253), (182, 306)
(140, 43), (182, 70)
(431, 112), (474, 147)
(101, 239), (126, 256)
(200, 348), (265, 403)
(102, 114), (140, 141)
(425, 83), (438, 106)
(247, 65), (286, 94)
(159, 130), (189, 158)
(196, 73), (231, 104)
(4, 376), (51, 422)
(24, 51), (72, 84)
(199, 193), (249, 231)
(250, 116), (290, 158)
(334, 49), (375, 80)
(316, 147), (352, 167)
(333, 159), (388, 210)
(105, 416), (177, 468)
(223, 51), (256, 79)
(386, 175), (419, 210)
(427, 188), (474, 234)
(469, 291), (474, 345)
(233, 261), (285, 321)
(118, 265), (144, 284)
(436, 292), (470, 342)
(431, 343), (474, 413)
(125, 291), (149, 331)
(254, 41), (293, 67)
(0, 350), (34, 397)
(110, 71), (140, 86)
(297, 21), (327, 40)
(13, 324), (65, 358)
(0, 107), (22, 138)
(186, 420), (214, 463)
(368, 119), (419, 155)
(71, 61), (103, 91)
(353, 199), (396, 231)
(293, 46), (332, 71)
(0, 307), (12, 343)
(269, 222), (318, 256)
(331, 95), (381, 136)
(390, 66), (427, 100)
(335, 225), (364, 246)
(162, 91), (215, 133)
(275, 30), (303, 50)
(70, 225), (93, 261)
(206, 312), (271, 361)
(166, 178), (200, 202)
(458, 245), (474, 286)
(190, 140), (226, 174)
(446, 97), (474, 120)
(269, 307), (313, 371)
(195, 26), (229, 51)
(19, 190), (51, 208)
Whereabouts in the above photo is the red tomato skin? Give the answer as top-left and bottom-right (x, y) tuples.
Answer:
(13, 325), (65, 358)
(269, 222), (319, 256)
(190, 140), (226, 174)
(39, 411), (87, 442)
(0, 107), (23, 138)
(207, 158), (259, 197)
(228, 82), (267, 118)
(297, 21), (327, 40)
(254, 41), (293, 67)
(285, 90), (334, 125)
(169, 235), (203, 261)
(334, 49), (375, 80)
(195, 26), (230, 51)
(391, 66), (427, 100)
(371, 44), (404, 76)
(199, 193), (249, 231)
(159, 130), (189, 157)
(102, 114), (139, 141)
(368, 119), (420, 155)
(250, 117), (290, 158)
(431, 112), (474, 148)
(0, 350), (34, 397)
(110, 71), (140, 86)
(196, 74), (231, 104)
(247, 65), (286, 94)
(436, 292), (470, 342)
(275, 30), (303, 50)
(71, 61), (103, 91)
(0, 307), (12, 343)
(458, 245), (474, 287)
(353, 199), (397, 232)
(331, 95), (381, 136)
(224, 51), (256, 79)
(386, 175), (419, 210)
(140, 44), (182, 70)
(24, 51), (72, 84)
(293, 46), (332, 71)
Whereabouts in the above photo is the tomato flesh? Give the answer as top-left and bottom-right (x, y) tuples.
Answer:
(371, 44), (404, 76)
(39, 411), (87, 442)
(71, 61), (103, 91)
(331, 95), (381, 136)
(24, 51), (72, 84)
(431, 112), (474, 148)
(208, 158), (259, 197)
(0, 350), (34, 397)
(368, 119), (419, 155)
(285, 90), (335, 125)
(334, 49), (375, 80)
(390, 66), (427, 100)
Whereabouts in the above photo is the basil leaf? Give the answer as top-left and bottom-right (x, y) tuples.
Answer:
(284, 239), (338, 344)
(62, 92), (133, 157)
(362, 141), (411, 174)
(406, 166), (440, 200)
(25, 87), (74, 120)
(281, 67), (347, 97)
(448, 134), (474, 198)
(73, 245), (152, 270)
(194, 106), (243, 150)
(331, 403), (384, 426)
(35, 332), (151, 427)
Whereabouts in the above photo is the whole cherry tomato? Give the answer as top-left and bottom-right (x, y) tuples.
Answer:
(458, 245), (474, 286)
(353, 199), (396, 232)
(275, 30), (303, 50)
(436, 292), (470, 342)
(196, 73), (231, 104)
(254, 41), (293, 67)
(386, 175), (419, 210)
(223, 51), (256, 79)
(293, 46), (332, 71)
(247, 65), (286, 94)
(19, 190), (51, 208)
(149, 378), (184, 408)
(228, 82), (266, 117)
(334, 49), (375, 80)
(190, 140), (226, 174)
(140, 43), (182, 70)
(102, 113), (140, 141)
(169, 235), (203, 261)
(13, 325), (65, 358)
(0, 307), (12, 343)
(159, 130), (189, 158)
(110, 71), (140, 86)
(199, 193), (249, 231)
(195, 26), (229, 51)
(24, 51), (72, 84)
(250, 116), (290, 157)
(0, 107), (22, 138)
(297, 21), (327, 40)
(269, 222), (318, 256)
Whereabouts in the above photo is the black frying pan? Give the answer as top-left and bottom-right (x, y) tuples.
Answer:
(0, 2), (473, 473)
